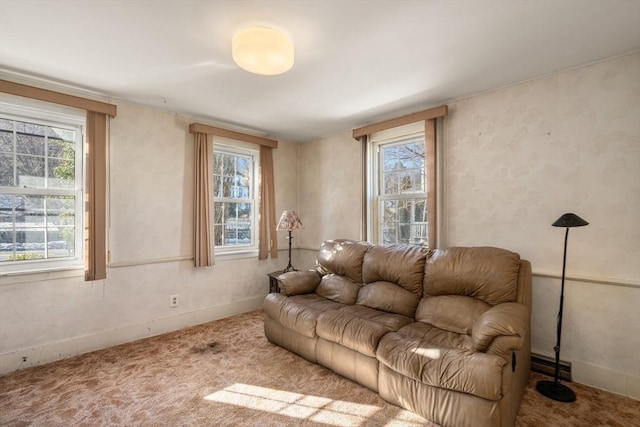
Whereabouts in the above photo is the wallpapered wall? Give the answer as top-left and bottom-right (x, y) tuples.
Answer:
(444, 53), (639, 398)
(0, 102), (299, 373)
(297, 53), (639, 398)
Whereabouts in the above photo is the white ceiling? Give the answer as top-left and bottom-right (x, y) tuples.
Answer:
(1, 0), (639, 142)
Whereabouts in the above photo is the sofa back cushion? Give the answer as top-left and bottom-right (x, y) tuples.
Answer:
(424, 247), (521, 305)
(316, 274), (360, 305)
(363, 244), (429, 297)
(317, 239), (372, 283)
(357, 281), (420, 317)
(415, 295), (491, 334)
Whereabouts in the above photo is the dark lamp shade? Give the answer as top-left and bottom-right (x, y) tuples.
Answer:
(552, 213), (589, 228)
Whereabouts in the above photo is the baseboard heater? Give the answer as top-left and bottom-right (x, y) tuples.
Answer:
(531, 353), (572, 381)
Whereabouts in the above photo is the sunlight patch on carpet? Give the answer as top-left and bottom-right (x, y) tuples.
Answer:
(204, 383), (381, 426)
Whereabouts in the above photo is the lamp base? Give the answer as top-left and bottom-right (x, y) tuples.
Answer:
(536, 380), (576, 402)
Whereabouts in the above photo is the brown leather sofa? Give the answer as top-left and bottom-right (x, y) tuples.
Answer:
(263, 239), (532, 427)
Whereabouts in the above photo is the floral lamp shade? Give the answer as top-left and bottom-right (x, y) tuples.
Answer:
(276, 210), (303, 231)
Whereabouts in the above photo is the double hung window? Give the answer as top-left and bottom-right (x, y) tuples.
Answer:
(0, 104), (84, 271)
(212, 143), (259, 255)
(372, 134), (428, 246)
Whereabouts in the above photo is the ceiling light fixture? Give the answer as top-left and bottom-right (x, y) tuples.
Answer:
(232, 26), (294, 76)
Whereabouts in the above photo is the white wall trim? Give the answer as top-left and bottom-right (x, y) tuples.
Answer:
(0, 296), (264, 376)
(533, 271), (640, 289)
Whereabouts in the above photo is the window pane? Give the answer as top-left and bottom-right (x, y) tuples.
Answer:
(383, 171), (398, 194)
(48, 157), (75, 189)
(382, 146), (397, 172)
(16, 155), (45, 187)
(16, 127), (45, 156)
(0, 153), (14, 186)
(0, 114), (83, 267)
(0, 194), (79, 263)
(222, 176), (234, 198)
(47, 126), (76, 142)
(224, 202), (252, 245)
(212, 147), (257, 250)
(380, 198), (428, 246)
(46, 196), (75, 225)
(47, 227), (74, 258)
(0, 118), (13, 132)
(13, 228), (46, 261)
(214, 224), (223, 246)
(21, 195), (45, 226)
(381, 140), (425, 196)
(216, 201), (253, 246)
(0, 129), (13, 152)
(48, 136), (75, 158)
(0, 194), (14, 226)
(213, 202), (224, 224)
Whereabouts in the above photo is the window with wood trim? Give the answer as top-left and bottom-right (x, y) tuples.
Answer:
(0, 102), (84, 272)
(357, 106), (445, 249)
(212, 142), (259, 255)
(370, 132), (430, 246)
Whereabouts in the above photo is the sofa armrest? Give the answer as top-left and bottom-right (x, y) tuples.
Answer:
(471, 302), (529, 357)
(278, 270), (322, 296)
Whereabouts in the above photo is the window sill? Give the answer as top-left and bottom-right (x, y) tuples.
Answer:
(0, 265), (84, 285)
(214, 249), (259, 261)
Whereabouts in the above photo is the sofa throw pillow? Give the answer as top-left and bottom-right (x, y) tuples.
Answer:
(356, 281), (420, 317)
(278, 270), (321, 296)
(315, 274), (360, 304)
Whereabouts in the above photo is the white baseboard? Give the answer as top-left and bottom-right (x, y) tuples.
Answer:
(0, 296), (264, 376)
(572, 360), (640, 400)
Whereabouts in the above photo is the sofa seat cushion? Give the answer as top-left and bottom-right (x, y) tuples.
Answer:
(394, 321), (474, 351)
(316, 305), (412, 357)
(263, 293), (346, 338)
(416, 295), (491, 335)
(377, 328), (507, 401)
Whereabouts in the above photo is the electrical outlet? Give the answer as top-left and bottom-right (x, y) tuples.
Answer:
(170, 294), (179, 307)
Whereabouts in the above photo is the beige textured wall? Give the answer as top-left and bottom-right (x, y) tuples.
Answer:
(297, 132), (363, 250)
(445, 53), (639, 280)
(0, 102), (298, 373)
(446, 53), (640, 398)
(298, 53), (639, 398)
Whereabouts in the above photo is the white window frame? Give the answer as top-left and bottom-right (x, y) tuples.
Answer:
(0, 99), (85, 274)
(212, 139), (260, 258)
(368, 123), (428, 246)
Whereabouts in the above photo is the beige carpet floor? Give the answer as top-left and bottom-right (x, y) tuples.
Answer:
(0, 310), (638, 426)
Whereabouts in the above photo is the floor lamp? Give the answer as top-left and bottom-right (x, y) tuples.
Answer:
(536, 212), (589, 403)
(276, 210), (303, 273)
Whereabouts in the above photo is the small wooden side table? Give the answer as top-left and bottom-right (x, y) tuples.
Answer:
(267, 270), (285, 293)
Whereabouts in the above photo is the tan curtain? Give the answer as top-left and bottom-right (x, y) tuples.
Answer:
(425, 119), (437, 248)
(194, 132), (213, 267)
(359, 135), (368, 241)
(259, 145), (278, 259)
(85, 112), (107, 281)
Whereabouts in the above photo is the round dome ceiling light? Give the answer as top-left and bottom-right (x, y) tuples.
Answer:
(232, 26), (294, 76)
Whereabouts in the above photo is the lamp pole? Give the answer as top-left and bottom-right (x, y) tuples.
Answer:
(283, 230), (294, 272)
(536, 213), (588, 403)
(553, 227), (569, 385)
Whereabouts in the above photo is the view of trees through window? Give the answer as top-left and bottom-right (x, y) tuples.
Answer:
(212, 150), (254, 248)
(0, 117), (80, 263)
(378, 137), (428, 246)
